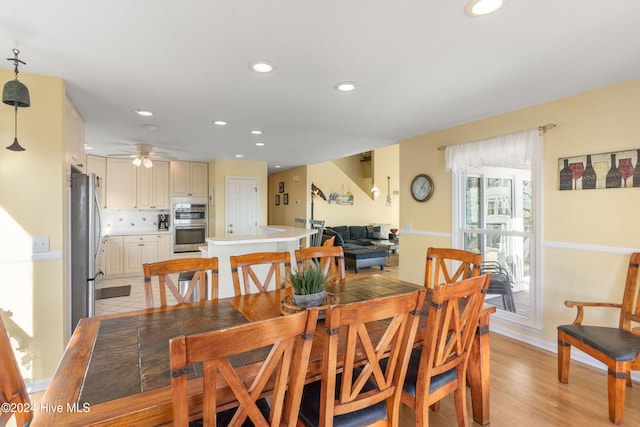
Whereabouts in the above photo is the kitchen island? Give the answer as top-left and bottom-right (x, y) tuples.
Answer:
(201, 225), (317, 298)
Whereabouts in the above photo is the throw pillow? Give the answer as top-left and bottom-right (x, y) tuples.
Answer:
(372, 225), (382, 239)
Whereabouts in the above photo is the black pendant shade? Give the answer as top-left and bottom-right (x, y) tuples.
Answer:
(3, 78), (30, 108)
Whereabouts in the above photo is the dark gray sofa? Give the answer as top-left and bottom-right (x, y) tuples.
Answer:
(322, 225), (389, 273)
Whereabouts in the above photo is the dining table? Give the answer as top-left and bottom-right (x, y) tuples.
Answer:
(33, 275), (495, 426)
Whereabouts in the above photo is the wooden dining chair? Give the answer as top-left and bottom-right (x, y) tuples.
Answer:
(230, 251), (292, 296)
(1, 315), (33, 427)
(558, 252), (640, 424)
(424, 247), (483, 289)
(170, 307), (319, 427)
(143, 257), (219, 308)
(297, 290), (426, 427)
(295, 245), (346, 285)
(308, 219), (325, 248)
(400, 274), (490, 427)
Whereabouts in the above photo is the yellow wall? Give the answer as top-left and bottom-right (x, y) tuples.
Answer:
(399, 78), (640, 348)
(269, 145), (399, 229)
(268, 165), (309, 226)
(208, 158), (268, 236)
(0, 69), (66, 382)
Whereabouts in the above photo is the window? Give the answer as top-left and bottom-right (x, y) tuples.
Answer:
(447, 128), (541, 328)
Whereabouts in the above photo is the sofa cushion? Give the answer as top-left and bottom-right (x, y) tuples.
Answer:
(323, 228), (344, 247)
(349, 226), (367, 240)
(331, 226), (351, 242)
(366, 226), (375, 239)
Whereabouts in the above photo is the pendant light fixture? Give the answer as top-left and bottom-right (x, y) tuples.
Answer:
(3, 48), (30, 151)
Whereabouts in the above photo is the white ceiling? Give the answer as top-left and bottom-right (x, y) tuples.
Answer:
(2, 1), (639, 173)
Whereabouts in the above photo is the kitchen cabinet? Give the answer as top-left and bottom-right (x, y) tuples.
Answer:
(106, 158), (170, 209)
(137, 161), (170, 209)
(86, 155), (107, 208)
(106, 158), (137, 209)
(170, 161), (208, 197)
(158, 234), (171, 261)
(105, 235), (124, 276)
(65, 97), (85, 172)
(123, 235), (159, 274)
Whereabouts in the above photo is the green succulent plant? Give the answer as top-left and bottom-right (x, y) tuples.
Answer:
(288, 265), (332, 295)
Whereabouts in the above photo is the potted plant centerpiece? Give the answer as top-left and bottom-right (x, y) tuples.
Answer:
(288, 264), (332, 308)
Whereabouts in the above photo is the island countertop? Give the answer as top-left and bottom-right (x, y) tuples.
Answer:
(205, 225), (316, 245)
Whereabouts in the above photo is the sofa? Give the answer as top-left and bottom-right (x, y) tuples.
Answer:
(322, 225), (393, 273)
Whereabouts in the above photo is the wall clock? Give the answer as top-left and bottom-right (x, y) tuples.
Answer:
(411, 174), (434, 202)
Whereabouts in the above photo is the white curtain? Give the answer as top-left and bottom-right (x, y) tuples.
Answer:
(444, 128), (542, 172)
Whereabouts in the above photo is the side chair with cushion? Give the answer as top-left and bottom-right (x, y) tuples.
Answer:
(1, 315), (33, 427)
(170, 308), (319, 427)
(400, 274), (490, 427)
(143, 257), (219, 308)
(230, 251), (292, 296)
(557, 252), (640, 424)
(295, 245), (346, 285)
(424, 247), (482, 289)
(297, 290), (426, 427)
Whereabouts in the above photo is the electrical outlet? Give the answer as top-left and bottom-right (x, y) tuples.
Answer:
(404, 222), (412, 231)
(32, 236), (50, 253)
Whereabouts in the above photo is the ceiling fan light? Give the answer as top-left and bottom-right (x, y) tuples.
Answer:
(142, 157), (153, 168)
(465, 0), (503, 16)
(132, 157), (142, 167)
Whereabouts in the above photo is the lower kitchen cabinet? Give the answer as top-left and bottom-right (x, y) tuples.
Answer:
(103, 234), (172, 276)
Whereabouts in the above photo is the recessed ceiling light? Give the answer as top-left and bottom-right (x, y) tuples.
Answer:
(213, 120), (227, 126)
(251, 130), (263, 135)
(235, 154), (244, 158)
(256, 142), (265, 146)
(84, 144), (93, 150)
(275, 165), (281, 168)
(249, 60), (274, 73)
(134, 109), (153, 117)
(464, 0), (504, 16)
(334, 81), (357, 92)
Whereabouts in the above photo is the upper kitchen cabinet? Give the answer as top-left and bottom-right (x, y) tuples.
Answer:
(106, 158), (137, 209)
(86, 155), (106, 208)
(171, 161), (208, 197)
(137, 161), (170, 209)
(65, 97), (85, 172)
(106, 158), (170, 209)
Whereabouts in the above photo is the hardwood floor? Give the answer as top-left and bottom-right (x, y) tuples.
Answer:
(34, 255), (638, 425)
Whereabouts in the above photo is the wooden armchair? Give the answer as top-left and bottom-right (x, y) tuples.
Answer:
(297, 290), (426, 426)
(143, 257), (218, 308)
(400, 274), (490, 427)
(170, 308), (319, 426)
(557, 252), (640, 424)
(230, 251), (292, 296)
(1, 315), (33, 427)
(424, 247), (483, 289)
(295, 245), (346, 284)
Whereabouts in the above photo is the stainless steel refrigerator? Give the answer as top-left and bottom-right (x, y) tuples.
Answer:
(70, 169), (103, 331)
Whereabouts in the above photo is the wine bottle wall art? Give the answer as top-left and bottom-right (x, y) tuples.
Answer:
(558, 148), (640, 191)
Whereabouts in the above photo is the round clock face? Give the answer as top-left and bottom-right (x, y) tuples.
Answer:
(411, 174), (434, 202)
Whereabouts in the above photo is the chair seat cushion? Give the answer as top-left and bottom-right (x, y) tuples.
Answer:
(401, 347), (458, 398)
(558, 325), (640, 361)
(298, 372), (387, 427)
(189, 398), (270, 426)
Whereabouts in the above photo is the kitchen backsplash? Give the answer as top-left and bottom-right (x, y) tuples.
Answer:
(102, 209), (170, 234)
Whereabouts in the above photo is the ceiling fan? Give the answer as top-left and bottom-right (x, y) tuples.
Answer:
(107, 143), (175, 168)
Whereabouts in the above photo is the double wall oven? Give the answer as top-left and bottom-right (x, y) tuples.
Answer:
(173, 200), (207, 252)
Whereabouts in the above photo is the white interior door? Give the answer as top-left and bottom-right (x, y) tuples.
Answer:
(226, 177), (259, 236)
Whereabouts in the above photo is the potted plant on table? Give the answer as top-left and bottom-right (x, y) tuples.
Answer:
(288, 264), (332, 308)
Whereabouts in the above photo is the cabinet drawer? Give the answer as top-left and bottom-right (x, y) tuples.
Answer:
(123, 235), (158, 244)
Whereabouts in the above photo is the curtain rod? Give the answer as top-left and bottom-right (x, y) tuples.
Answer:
(436, 122), (557, 151)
